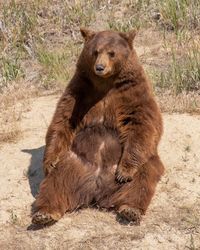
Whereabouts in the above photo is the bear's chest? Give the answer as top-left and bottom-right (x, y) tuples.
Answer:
(79, 96), (117, 129)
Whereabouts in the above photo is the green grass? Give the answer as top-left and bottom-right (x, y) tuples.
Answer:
(0, 0), (96, 90)
(1, 0), (39, 50)
(37, 48), (71, 89)
(154, 43), (200, 94)
(36, 41), (82, 89)
(107, 0), (151, 31)
(157, 0), (200, 33)
(0, 56), (24, 88)
(62, 0), (95, 30)
(107, 0), (200, 33)
(108, 16), (140, 32)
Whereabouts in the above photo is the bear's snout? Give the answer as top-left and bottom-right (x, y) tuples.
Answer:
(94, 52), (113, 77)
(95, 64), (105, 72)
(94, 64), (110, 77)
(94, 62), (113, 77)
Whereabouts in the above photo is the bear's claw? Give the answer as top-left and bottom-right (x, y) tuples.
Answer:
(115, 170), (133, 183)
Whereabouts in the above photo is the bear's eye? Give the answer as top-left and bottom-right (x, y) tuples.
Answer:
(108, 51), (115, 58)
(93, 50), (98, 57)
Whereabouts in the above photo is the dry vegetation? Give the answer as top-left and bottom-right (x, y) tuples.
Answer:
(0, 0), (200, 97)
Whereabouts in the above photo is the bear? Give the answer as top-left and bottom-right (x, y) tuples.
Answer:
(31, 28), (165, 226)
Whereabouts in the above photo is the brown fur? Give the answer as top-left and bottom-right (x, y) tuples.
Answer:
(32, 29), (165, 225)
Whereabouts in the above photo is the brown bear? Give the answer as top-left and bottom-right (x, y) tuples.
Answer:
(32, 28), (164, 226)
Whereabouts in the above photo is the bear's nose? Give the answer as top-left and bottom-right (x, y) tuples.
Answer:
(95, 64), (105, 72)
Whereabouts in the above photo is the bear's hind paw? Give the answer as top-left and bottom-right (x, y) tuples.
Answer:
(117, 206), (141, 225)
(32, 211), (59, 225)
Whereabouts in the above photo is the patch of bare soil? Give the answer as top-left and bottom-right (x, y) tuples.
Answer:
(0, 95), (199, 250)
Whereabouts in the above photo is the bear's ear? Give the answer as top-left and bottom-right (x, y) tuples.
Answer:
(80, 28), (96, 42)
(119, 29), (137, 49)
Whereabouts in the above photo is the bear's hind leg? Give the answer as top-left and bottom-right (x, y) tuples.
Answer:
(110, 155), (164, 225)
(32, 153), (96, 225)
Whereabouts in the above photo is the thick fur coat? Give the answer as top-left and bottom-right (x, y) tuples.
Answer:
(32, 29), (164, 226)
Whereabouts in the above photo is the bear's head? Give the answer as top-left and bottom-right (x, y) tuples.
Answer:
(79, 28), (137, 79)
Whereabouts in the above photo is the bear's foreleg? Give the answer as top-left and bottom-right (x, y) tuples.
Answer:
(43, 93), (75, 175)
(111, 155), (164, 225)
(116, 105), (162, 183)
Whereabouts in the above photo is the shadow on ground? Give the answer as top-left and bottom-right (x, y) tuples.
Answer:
(22, 146), (45, 197)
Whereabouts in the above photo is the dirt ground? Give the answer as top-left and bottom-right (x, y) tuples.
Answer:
(0, 95), (200, 250)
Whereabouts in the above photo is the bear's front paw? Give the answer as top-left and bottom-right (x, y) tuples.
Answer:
(115, 166), (136, 183)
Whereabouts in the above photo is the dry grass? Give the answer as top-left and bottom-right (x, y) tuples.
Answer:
(153, 40), (200, 94)
(0, 80), (33, 144)
(0, 128), (21, 144)
(0, 97), (23, 144)
(157, 0), (200, 32)
(157, 91), (200, 114)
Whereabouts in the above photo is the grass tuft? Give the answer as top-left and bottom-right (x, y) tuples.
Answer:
(154, 43), (200, 94)
(0, 57), (24, 87)
(158, 0), (200, 33)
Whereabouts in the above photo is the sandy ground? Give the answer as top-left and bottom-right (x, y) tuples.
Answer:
(0, 95), (200, 250)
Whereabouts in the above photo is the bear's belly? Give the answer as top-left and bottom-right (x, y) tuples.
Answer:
(71, 125), (122, 174)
